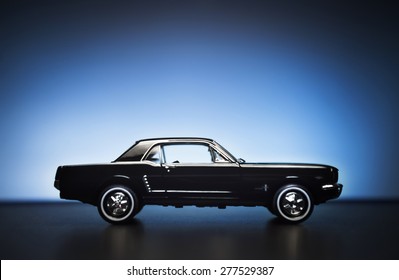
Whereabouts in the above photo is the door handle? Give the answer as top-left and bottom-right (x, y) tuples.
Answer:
(163, 164), (175, 172)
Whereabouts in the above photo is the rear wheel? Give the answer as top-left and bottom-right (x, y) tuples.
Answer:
(274, 185), (313, 223)
(98, 185), (139, 224)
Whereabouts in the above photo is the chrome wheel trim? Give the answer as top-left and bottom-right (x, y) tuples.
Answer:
(276, 187), (311, 222)
(100, 187), (134, 222)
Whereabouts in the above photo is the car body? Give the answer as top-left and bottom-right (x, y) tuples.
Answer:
(54, 137), (343, 224)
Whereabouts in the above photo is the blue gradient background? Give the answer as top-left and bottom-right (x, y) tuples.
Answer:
(1, 1), (398, 200)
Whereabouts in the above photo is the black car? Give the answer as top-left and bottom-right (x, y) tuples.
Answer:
(54, 137), (343, 224)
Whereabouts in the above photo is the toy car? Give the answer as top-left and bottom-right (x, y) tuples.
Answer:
(54, 137), (342, 224)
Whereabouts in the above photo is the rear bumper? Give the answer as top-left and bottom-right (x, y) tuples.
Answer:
(54, 180), (60, 190)
(54, 166), (63, 190)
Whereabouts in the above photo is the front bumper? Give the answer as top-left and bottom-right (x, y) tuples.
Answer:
(321, 183), (343, 200)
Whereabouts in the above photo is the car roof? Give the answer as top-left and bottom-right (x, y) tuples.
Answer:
(136, 137), (215, 144)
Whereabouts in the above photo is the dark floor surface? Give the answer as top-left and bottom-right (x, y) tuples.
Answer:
(0, 201), (398, 259)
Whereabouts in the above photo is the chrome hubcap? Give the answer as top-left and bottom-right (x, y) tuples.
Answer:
(105, 191), (131, 217)
(281, 191), (306, 217)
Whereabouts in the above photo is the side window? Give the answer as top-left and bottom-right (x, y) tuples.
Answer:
(211, 148), (229, 163)
(144, 145), (161, 164)
(163, 144), (213, 164)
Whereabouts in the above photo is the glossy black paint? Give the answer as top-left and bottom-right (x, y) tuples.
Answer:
(54, 137), (342, 223)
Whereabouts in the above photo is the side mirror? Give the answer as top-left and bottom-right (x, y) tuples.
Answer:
(238, 158), (246, 163)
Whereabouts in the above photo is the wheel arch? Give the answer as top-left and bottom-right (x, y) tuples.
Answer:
(96, 175), (144, 203)
(275, 183), (314, 199)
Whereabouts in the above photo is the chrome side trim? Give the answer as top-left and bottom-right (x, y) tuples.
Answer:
(149, 189), (232, 194)
(243, 164), (326, 169)
(113, 175), (131, 179)
(254, 184), (269, 192)
(167, 190), (232, 193)
(286, 175), (299, 179)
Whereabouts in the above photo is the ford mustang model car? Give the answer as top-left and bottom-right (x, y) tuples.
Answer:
(54, 137), (342, 224)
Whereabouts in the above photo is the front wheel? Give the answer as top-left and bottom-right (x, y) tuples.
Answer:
(274, 185), (313, 223)
(98, 185), (139, 224)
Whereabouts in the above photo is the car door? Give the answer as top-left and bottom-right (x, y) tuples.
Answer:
(160, 143), (241, 200)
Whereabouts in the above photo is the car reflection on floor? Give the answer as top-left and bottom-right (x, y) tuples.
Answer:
(0, 201), (397, 259)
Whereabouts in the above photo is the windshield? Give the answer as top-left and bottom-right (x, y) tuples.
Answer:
(213, 141), (238, 163)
